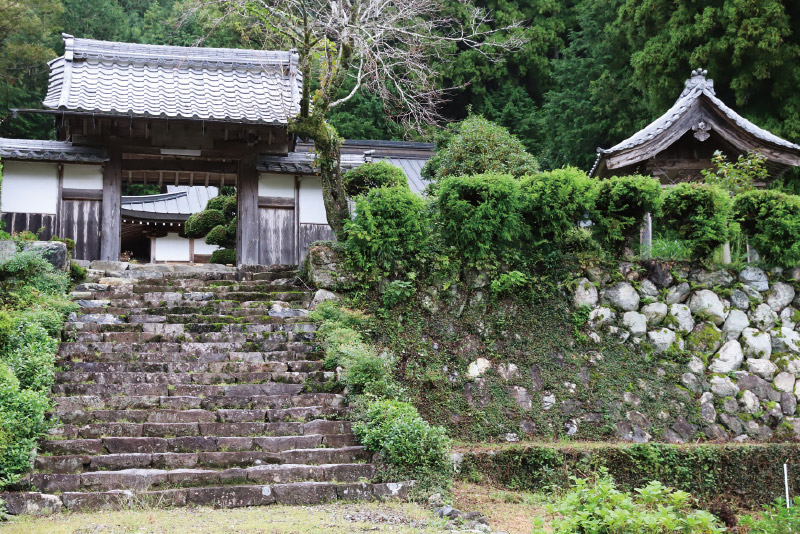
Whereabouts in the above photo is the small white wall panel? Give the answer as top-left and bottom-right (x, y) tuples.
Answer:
(154, 233), (191, 262)
(1, 161), (58, 214)
(258, 173), (295, 198)
(63, 164), (103, 190)
(298, 176), (328, 224)
(194, 236), (219, 255)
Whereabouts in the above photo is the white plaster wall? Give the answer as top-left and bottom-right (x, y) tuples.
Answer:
(63, 164), (103, 190)
(1, 161), (59, 215)
(258, 173), (295, 198)
(154, 233), (191, 262)
(194, 236), (219, 255)
(298, 176), (328, 224)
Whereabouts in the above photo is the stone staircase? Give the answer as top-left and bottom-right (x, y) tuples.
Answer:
(3, 264), (408, 515)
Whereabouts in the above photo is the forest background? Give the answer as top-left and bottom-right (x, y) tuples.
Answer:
(5, 0), (800, 174)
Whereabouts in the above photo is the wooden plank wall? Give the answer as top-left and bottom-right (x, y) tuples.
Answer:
(259, 207), (296, 265)
(60, 199), (102, 261)
(0, 213), (56, 240)
(298, 223), (335, 264)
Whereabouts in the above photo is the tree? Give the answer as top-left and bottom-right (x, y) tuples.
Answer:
(422, 114), (538, 182)
(0, 0), (63, 139)
(184, 190), (238, 263)
(188, 0), (523, 239)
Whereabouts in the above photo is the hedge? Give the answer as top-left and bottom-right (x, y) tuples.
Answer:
(733, 189), (800, 268)
(343, 161), (407, 197)
(458, 443), (800, 508)
(661, 183), (731, 259)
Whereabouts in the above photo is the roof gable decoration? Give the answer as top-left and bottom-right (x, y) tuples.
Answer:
(43, 34), (302, 125)
(590, 69), (800, 177)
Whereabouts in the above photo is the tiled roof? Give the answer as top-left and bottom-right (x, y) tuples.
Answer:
(43, 34), (301, 125)
(591, 70), (800, 176)
(257, 152), (367, 175)
(121, 186), (218, 218)
(0, 138), (108, 163)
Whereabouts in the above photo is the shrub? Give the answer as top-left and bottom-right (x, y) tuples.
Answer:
(661, 183), (731, 259)
(591, 175), (663, 255)
(184, 209), (226, 238)
(422, 115), (539, 182)
(209, 248), (236, 265)
(740, 497), (800, 532)
(70, 261), (87, 283)
(382, 279), (415, 307)
(345, 186), (430, 275)
(344, 161), (407, 197)
(519, 167), (594, 249)
(204, 194), (237, 219)
(534, 473), (725, 533)
(437, 173), (524, 265)
(733, 189), (800, 268)
(205, 218), (236, 248)
(354, 398), (451, 476)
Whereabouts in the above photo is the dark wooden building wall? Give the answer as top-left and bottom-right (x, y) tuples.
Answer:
(0, 213), (56, 240)
(258, 206), (296, 265)
(60, 199), (102, 261)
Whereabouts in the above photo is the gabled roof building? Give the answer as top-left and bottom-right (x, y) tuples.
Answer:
(590, 70), (800, 183)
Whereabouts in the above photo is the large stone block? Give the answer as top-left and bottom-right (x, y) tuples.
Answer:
(22, 240), (68, 271)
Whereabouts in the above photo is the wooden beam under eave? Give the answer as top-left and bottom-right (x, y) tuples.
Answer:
(237, 157), (260, 266)
(101, 149), (123, 261)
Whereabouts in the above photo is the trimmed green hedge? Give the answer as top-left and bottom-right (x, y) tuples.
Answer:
(591, 175), (662, 254)
(343, 161), (408, 197)
(661, 183), (731, 259)
(733, 189), (800, 268)
(459, 443), (800, 508)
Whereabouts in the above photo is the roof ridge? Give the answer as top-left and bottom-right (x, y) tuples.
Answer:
(63, 34), (295, 69)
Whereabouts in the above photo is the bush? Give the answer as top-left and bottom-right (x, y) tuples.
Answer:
(534, 473), (725, 533)
(205, 194), (237, 220)
(70, 261), (87, 283)
(345, 186), (430, 275)
(205, 218), (236, 248)
(591, 175), (663, 255)
(740, 497), (800, 532)
(661, 183), (731, 259)
(422, 115), (539, 182)
(344, 161), (407, 197)
(185, 209), (226, 238)
(437, 174), (525, 265)
(209, 248), (236, 265)
(733, 189), (800, 268)
(519, 167), (594, 249)
(354, 398), (451, 476)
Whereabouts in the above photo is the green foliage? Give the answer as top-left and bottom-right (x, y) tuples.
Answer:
(70, 261), (87, 283)
(437, 173), (524, 265)
(184, 209), (226, 238)
(732, 189), (800, 268)
(205, 194), (237, 220)
(649, 238), (692, 261)
(591, 175), (662, 254)
(533, 473), (725, 533)
(209, 248), (235, 265)
(345, 186), (430, 275)
(382, 280), (415, 308)
(740, 497), (800, 533)
(661, 183), (731, 259)
(702, 151), (765, 196)
(353, 398), (451, 478)
(519, 167), (594, 249)
(343, 161), (407, 198)
(490, 271), (529, 296)
(205, 218), (236, 249)
(0, 249), (73, 487)
(422, 115), (539, 182)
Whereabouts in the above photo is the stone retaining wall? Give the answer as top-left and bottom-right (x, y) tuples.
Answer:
(576, 261), (800, 442)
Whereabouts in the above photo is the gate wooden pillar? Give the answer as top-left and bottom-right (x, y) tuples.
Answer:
(101, 149), (122, 261)
(237, 157), (260, 265)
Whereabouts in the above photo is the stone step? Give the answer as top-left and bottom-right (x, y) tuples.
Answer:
(33, 447), (368, 476)
(59, 348), (324, 364)
(51, 393), (345, 412)
(64, 317), (314, 334)
(71, 325), (317, 343)
(59, 360), (323, 374)
(25, 462), (375, 493)
(58, 338), (317, 355)
(4, 480), (411, 514)
(52, 406), (344, 425)
(49, 420), (313, 440)
(40, 433), (356, 456)
(51, 381), (309, 397)
(53, 369), (327, 385)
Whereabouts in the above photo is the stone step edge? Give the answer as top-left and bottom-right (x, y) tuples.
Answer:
(3, 481), (413, 515)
